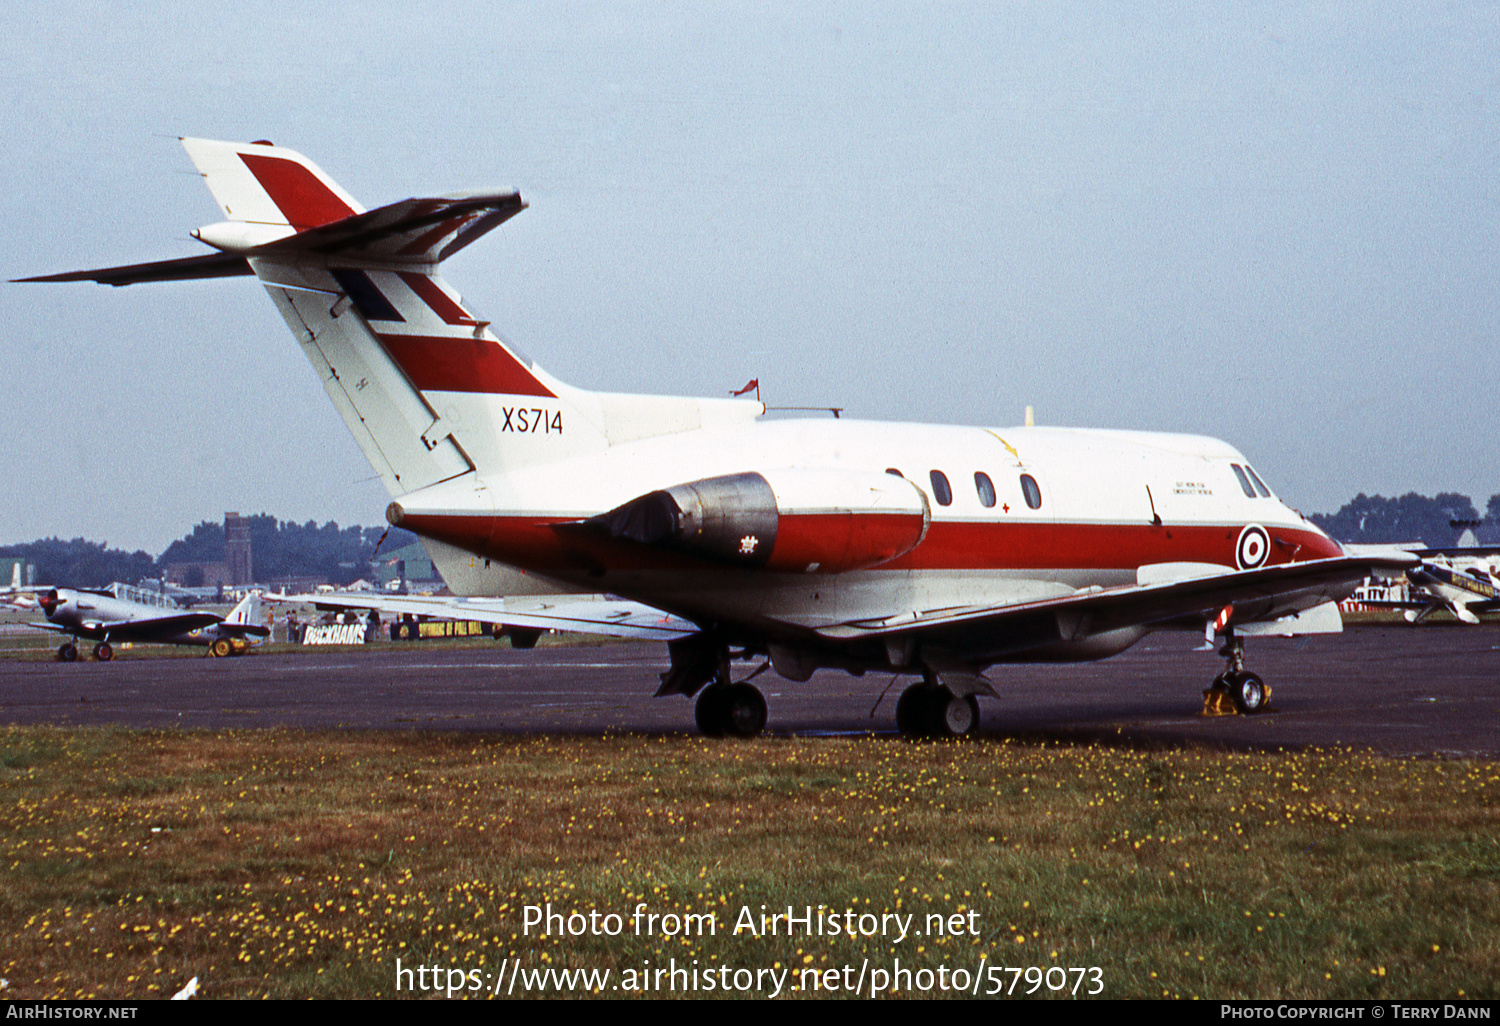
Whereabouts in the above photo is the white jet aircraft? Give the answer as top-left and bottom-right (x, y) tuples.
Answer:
(19, 138), (1413, 734)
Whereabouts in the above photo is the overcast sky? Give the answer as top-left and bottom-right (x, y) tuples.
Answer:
(3, 2), (1497, 554)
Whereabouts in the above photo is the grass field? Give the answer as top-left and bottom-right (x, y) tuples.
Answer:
(1, 726), (1495, 1000)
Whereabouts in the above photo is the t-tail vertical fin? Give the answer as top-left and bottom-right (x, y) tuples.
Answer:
(169, 139), (609, 497)
(17, 139), (765, 507)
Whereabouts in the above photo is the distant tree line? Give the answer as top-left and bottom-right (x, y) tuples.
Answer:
(0, 537), (156, 589)
(1308, 493), (1500, 548)
(1, 517), (418, 588)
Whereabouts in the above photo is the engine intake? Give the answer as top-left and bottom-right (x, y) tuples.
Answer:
(590, 469), (928, 573)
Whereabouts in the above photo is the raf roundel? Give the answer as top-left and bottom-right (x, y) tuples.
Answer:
(1236, 524), (1271, 570)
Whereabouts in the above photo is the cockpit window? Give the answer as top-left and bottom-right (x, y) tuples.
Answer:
(1244, 465), (1272, 498)
(885, 468), (904, 478)
(974, 472), (996, 508)
(1019, 473), (1042, 510)
(930, 470), (953, 507)
(1230, 464), (1256, 498)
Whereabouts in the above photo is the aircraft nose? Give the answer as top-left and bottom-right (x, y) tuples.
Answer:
(40, 589), (60, 616)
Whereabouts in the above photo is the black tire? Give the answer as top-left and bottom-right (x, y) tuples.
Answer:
(58, 643), (78, 663)
(211, 638), (233, 658)
(722, 683), (768, 739)
(509, 628), (542, 650)
(93, 642), (113, 662)
(694, 683), (729, 737)
(897, 684), (944, 738)
(1229, 671), (1266, 714)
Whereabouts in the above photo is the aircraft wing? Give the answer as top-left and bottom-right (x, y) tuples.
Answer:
(29, 611), (224, 639)
(266, 592), (696, 642)
(815, 555), (1417, 652)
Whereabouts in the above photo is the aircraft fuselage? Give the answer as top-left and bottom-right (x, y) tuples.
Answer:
(390, 418), (1342, 666)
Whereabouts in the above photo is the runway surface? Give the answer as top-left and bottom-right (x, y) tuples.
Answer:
(1, 626), (1496, 755)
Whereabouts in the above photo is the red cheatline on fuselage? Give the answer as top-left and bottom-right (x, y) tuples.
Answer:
(394, 514), (1342, 577)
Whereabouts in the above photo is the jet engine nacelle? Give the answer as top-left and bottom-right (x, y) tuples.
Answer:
(591, 469), (930, 573)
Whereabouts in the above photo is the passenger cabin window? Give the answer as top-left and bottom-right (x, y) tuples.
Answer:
(1245, 465), (1272, 498)
(1231, 464), (1256, 498)
(974, 472), (996, 508)
(930, 470), (953, 507)
(1019, 473), (1042, 510)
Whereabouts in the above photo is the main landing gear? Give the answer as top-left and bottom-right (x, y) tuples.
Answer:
(895, 678), (980, 739)
(1202, 634), (1270, 716)
(695, 679), (768, 738)
(665, 636), (770, 738)
(56, 641), (111, 662)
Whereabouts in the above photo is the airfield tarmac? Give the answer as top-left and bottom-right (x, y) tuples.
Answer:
(1, 625), (1496, 755)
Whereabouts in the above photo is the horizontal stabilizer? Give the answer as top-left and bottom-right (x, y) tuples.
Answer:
(253, 192), (526, 263)
(15, 193), (525, 287)
(15, 252), (252, 287)
(219, 622), (272, 638)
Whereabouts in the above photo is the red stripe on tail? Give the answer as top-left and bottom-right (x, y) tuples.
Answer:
(377, 333), (555, 397)
(238, 153), (356, 229)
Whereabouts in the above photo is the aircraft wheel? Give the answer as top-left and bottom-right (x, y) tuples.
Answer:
(1228, 671), (1267, 715)
(721, 683), (767, 739)
(695, 682), (766, 738)
(93, 642), (113, 662)
(58, 643), (78, 662)
(694, 683), (729, 737)
(935, 694), (980, 738)
(509, 628), (542, 650)
(896, 684), (940, 738)
(211, 638), (233, 658)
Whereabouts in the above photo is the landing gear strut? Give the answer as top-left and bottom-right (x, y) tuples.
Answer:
(896, 678), (980, 739)
(667, 635), (770, 738)
(1203, 633), (1270, 716)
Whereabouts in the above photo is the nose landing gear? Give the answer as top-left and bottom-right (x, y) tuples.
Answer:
(1202, 634), (1271, 716)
